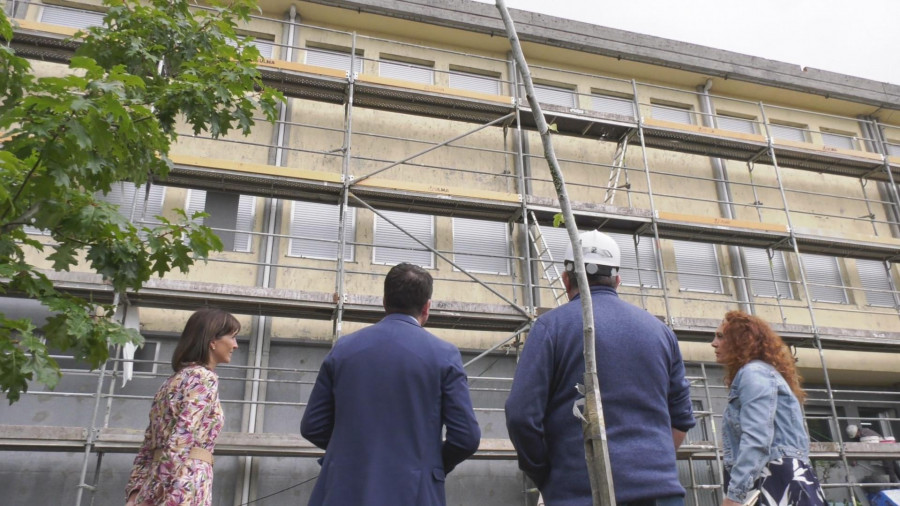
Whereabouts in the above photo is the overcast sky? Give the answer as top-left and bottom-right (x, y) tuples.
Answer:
(474, 0), (900, 85)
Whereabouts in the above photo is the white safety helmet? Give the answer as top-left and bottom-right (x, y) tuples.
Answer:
(846, 425), (859, 439)
(563, 230), (620, 276)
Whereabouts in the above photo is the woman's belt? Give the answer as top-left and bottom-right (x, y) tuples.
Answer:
(152, 447), (214, 465)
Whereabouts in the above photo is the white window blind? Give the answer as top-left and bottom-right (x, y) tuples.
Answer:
(652, 103), (693, 124)
(40, 5), (103, 29)
(538, 226), (572, 273)
(452, 218), (509, 275)
(887, 141), (900, 157)
(306, 47), (363, 74)
(449, 70), (501, 95)
(673, 240), (723, 293)
(591, 94), (635, 119)
(609, 233), (659, 288)
(226, 37), (274, 59)
(769, 123), (808, 142)
(288, 201), (355, 260)
(856, 259), (896, 307)
(98, 182), (166, 228)
(379, 59), (433, 85)
(530, 83), (576, 108)
(185, 190), (255, 252)
(801, 254), (847, 303)
(742, 247), (791, 298)
(821, 131), (856, 150)
(716, 115), (757, 134)
(373, 211), (434, 267)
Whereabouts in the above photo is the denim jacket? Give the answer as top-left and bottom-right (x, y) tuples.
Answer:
(721, 360), (810, 503)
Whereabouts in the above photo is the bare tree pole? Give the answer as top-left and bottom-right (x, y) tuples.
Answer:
(494, 2), (616, 505)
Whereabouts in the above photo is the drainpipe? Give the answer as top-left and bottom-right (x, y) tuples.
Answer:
(697, 79), (752, 313)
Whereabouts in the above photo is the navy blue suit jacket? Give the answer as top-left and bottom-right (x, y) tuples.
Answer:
(300, 313), (481, 506)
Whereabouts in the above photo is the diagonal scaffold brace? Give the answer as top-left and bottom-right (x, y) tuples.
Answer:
(494, 2), (617, 505)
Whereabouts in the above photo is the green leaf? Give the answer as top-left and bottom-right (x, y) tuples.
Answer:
(553, 213), (565, 227)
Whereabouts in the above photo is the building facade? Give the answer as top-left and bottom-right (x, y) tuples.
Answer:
(2, 0), (900, 505)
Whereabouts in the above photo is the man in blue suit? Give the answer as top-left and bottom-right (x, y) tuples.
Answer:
(301, 262), (482, 505)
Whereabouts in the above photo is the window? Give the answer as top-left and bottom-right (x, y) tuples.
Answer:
(131, 341), (160, 374)
(673, 240), (723, 293)
(306, 45), (363, 74)
(716, 113), (757, 134)
(886, 140), (900, 157)
(288, 201), (356, 261)
(226, 36), (275, 60)
(373, 210), (434, 267)
(805, 406), (846, 443)
(856, 259), (896, 307)
(651, 102), (693, 124)
(858, 407), (899, 439)
(186, 190), (255, 252)
(820, 129), (857, 150)
(608, 233), (660, 288)
(448, 69), (501, 95)
(451, 218), (509, 275)
(801, 254), (847, 304)
(530, 83), (576, 108)
(743, 247), (791, 299)
(99, 182), (166, 227)
(40, 5), (103, 29)
(768, 121), (809, 143)
(379, 57), (434, 85)
(591, 92), (635, 119)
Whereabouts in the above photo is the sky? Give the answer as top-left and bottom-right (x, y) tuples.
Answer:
(473, 0), (900, 85)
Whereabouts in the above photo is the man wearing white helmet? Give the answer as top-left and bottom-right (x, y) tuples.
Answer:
(506, 230), (695, 506)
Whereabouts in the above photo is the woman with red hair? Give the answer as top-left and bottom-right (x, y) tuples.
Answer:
(712, 310), (825, 506)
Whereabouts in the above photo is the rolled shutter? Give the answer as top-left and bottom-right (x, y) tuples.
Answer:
(379, 59), (433, 85)
(449, 70), (501, 95)
(820, 131), (856, 150)
(716, 115), (757, 134)
(673, 240), (723, 293)
(40, 5), (103, 29)
(289, 201), (356, 260)
(768, 123), (807, 142)
(609, 233), (659, 288)
(857, 259), (896, 307)
(306, 48), (362, 74)
(801, 254), (847, 303)
(452, 218), (509, 275)
(373, 211), (434, 267)
(530, 84), (576, 108)
(652, 104), (693, 124)
(591, 94), (635, 119)
(743, 247), (791, 298)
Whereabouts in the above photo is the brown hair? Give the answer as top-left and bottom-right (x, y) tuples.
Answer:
(171, 308), (241, 371)
(719, 310), (805, 403)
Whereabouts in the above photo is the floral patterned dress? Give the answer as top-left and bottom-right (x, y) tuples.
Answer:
(126, 365), (224, 506)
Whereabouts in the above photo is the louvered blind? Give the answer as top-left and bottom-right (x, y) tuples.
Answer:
(529, 84), (576, 108)
(652, 104), (693, 124)
(609, 233), (659, 288)
(801, 254), (847, 303)
(673, 240), (723, 293)
(743, 247), (791, 298)
(373, 211), (434, 267)
(856, 259), (896, 307)
(289, 201), (356, 260)
(821, 131), (856, 150)
(449, 70), (501, 95)
(539, 226), (572, 272)
(591, 94), (635, 119)
(452, 218), (509, 275)
(307, 47), (363, 74)
(185, 189), (208, 225)
(379, 59), (433, 85)
(716, 115), (757, 134)
(768, 123), (807, 142)
(233, 195), (255, 252)
(40, 5), (103, 29)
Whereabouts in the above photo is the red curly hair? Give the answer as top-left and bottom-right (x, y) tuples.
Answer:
(719, 310), (806, 403)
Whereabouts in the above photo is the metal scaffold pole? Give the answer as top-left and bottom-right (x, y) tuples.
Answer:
(495, 2), (615, 504)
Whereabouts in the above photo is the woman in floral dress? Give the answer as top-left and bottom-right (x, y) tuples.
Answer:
(126, 308), (240, 506)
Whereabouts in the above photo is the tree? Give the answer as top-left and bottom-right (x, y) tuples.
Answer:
(0, 0), (283, 403)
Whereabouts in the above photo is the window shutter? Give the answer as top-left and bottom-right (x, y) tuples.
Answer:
(821, 131), (855, 150)
(716, 115), (757, 134)
(591, 94), (635, 119)
(379, 59), (433, 85)
(673, 240), (723, 293)
(98, 183), (165, 225)
(373, 211), (434, 267)
(801, 254), (847, 303)
(449, 70), (501, 95)
(743, 247), (791, 298)
(185, 189), (207, 224)
(857, 259), (896, 307)
(289, 201), (356, 260)
(768, 123), (807, 142)
(452, 218), (509, 275)
(307, 48), (362, 74)
(40, 5), (103, 29)
(233, 195), (255, 252)
(652, 104), (693, 124)
(529, 84), (576, 108)
(609, 233), (659, 288)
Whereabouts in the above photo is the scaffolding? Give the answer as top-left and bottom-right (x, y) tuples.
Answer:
(3, 2), (900, 505)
